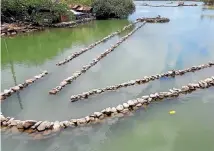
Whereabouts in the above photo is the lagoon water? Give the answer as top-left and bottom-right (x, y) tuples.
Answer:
(1, 1), (214, 151)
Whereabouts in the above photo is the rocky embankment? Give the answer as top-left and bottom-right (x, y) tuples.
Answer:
(1, 23), (44, 36)
(50, 17), (95, 28)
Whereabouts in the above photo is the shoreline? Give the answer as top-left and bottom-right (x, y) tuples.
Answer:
(1, 17), (95, 37)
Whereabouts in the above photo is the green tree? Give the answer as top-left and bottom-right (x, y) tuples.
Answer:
(1, 0), (71, 24)
(203, 0), (214, 5)
(92, 0), (135, 19)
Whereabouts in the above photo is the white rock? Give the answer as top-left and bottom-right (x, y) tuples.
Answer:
(133, 99), (138, 105)
(123, 103), (129, 108)
(4, 89), (11, 94)
(111, 107), (117, 113)
(53, 121), (61, 132)
(37, 121), (48, 131)
(127, 100), (134, 106)
(137, 98), (146, 104)
(116, 105), (124, 111)
(94, 112), (102, 117)
(142, 95), (149, 100)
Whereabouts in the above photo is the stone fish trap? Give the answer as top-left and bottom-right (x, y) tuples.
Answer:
(49, 22), (146, 95)
(1, 76), (214, 140)
(56, 20), (139, 66)
(51, 16), (171, 95)
(0, 70), (48, 101)
(69, 62), (214, 102)
(56, 16), (170, 66)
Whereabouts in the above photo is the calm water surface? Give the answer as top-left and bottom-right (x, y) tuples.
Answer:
(1, 1), (214, 151)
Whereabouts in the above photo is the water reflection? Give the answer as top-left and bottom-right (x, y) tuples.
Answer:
(1, 20), (131, 67)
(3, 39), (23, 109)
(201, 14), (214, 20)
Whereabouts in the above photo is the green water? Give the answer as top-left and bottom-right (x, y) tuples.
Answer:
(1, 1), (214, 151)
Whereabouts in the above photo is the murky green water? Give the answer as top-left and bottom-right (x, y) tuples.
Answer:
(1, 1), (214, 151)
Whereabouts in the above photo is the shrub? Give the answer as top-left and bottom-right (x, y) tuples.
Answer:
(92, 0), (135, 19)
(203, 0), (214, 5)
(1, 0), (72, 25)
(61, 0), (94, 6)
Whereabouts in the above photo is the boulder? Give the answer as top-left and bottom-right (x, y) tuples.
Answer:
(85, 116), (91, 123)
(0, 95), (6, 100)
(116, 105), (124, 112)
(49, 89), (57, 94)
(37, 121), (49, 131)
(60, 81), (68, 87)
(3, 89), (11, 95)
(181, 86), (189, 92)
(111, 107), (117, 113)
(18, 84), (24, 89)
(136, 103), (142, 107)
(52, 121), (61, 132)
(133, 99), (138, 105)
(121, 108), (130, 113)
(31, 121), (42, 129)
(9, 120), (19, 126)
(96, 89), (102, 93)
(77, 118), (87, 125)
(142, 95), (149, 100)
(123, 103), (129, 108)
(25, 79), (34, 84)
(137, 98), (147, 104)
(23, 120), (37, 129)
(12, 86), (20, 91)
(94, 112), (103, 118)
(16, 121), (25, 129)
(0, 114), (6, 122)
(127, 100), (134, 106)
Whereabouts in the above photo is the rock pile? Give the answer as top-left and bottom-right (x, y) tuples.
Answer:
(56, 21), (139, 66)
(50, 18), (95, 28)
(137, 16), (170, 23)
(1, 23), (44, 36)
(141, 3), (197, 7)
(49, 22), (147, 95)
(70, 62), (214, 102)
(0, 71), (48, 101)
(1, 76), (214, 139)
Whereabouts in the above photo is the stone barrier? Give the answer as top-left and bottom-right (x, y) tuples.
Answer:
(50, 18), (95, 28)
(49, 22), (147, 95)
(1, 23), (44, 37)
(0, 71), (48, 101)
(56, 20), (139, 66)
(70, 62), (214, 102)
(1, 76), (214, 139)
(137, 16), (170, 23)
(141, 3), (198, 7)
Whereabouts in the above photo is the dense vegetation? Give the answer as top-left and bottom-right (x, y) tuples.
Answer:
(1, 0), (136, 24)
(1, 0), (71, 25)
(203, 0), (214, 5)
(92, 0), (135, 19)
(61, 0), (94, 6)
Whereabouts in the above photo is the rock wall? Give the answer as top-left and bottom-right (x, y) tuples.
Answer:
(56, 20), (139, 66)
(49, 21), (146, 95)
(0, 71), (48, 101)
(70, 62), (214, 102)
(1, 76), (214, 139)
(50, 18), (95, 28)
